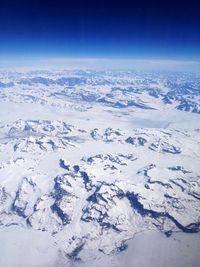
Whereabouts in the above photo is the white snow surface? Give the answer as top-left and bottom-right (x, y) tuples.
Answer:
(0, 69), (200, 266)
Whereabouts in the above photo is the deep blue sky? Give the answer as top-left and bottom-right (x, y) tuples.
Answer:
(0, 0), (200, 60)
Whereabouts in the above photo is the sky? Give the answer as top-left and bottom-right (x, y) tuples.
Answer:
(0, 0), (200, 69)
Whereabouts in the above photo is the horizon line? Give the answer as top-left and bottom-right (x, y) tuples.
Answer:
(0, 56), (200, 73)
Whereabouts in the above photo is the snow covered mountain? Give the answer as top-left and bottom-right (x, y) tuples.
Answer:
(0, 69), (200, 266)
(1, 70), (200, 114)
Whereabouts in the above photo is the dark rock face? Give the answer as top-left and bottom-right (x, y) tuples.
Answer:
(125, 136), (147, 146)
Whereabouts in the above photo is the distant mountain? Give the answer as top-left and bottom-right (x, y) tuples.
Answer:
(1, 70), (199, 114)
